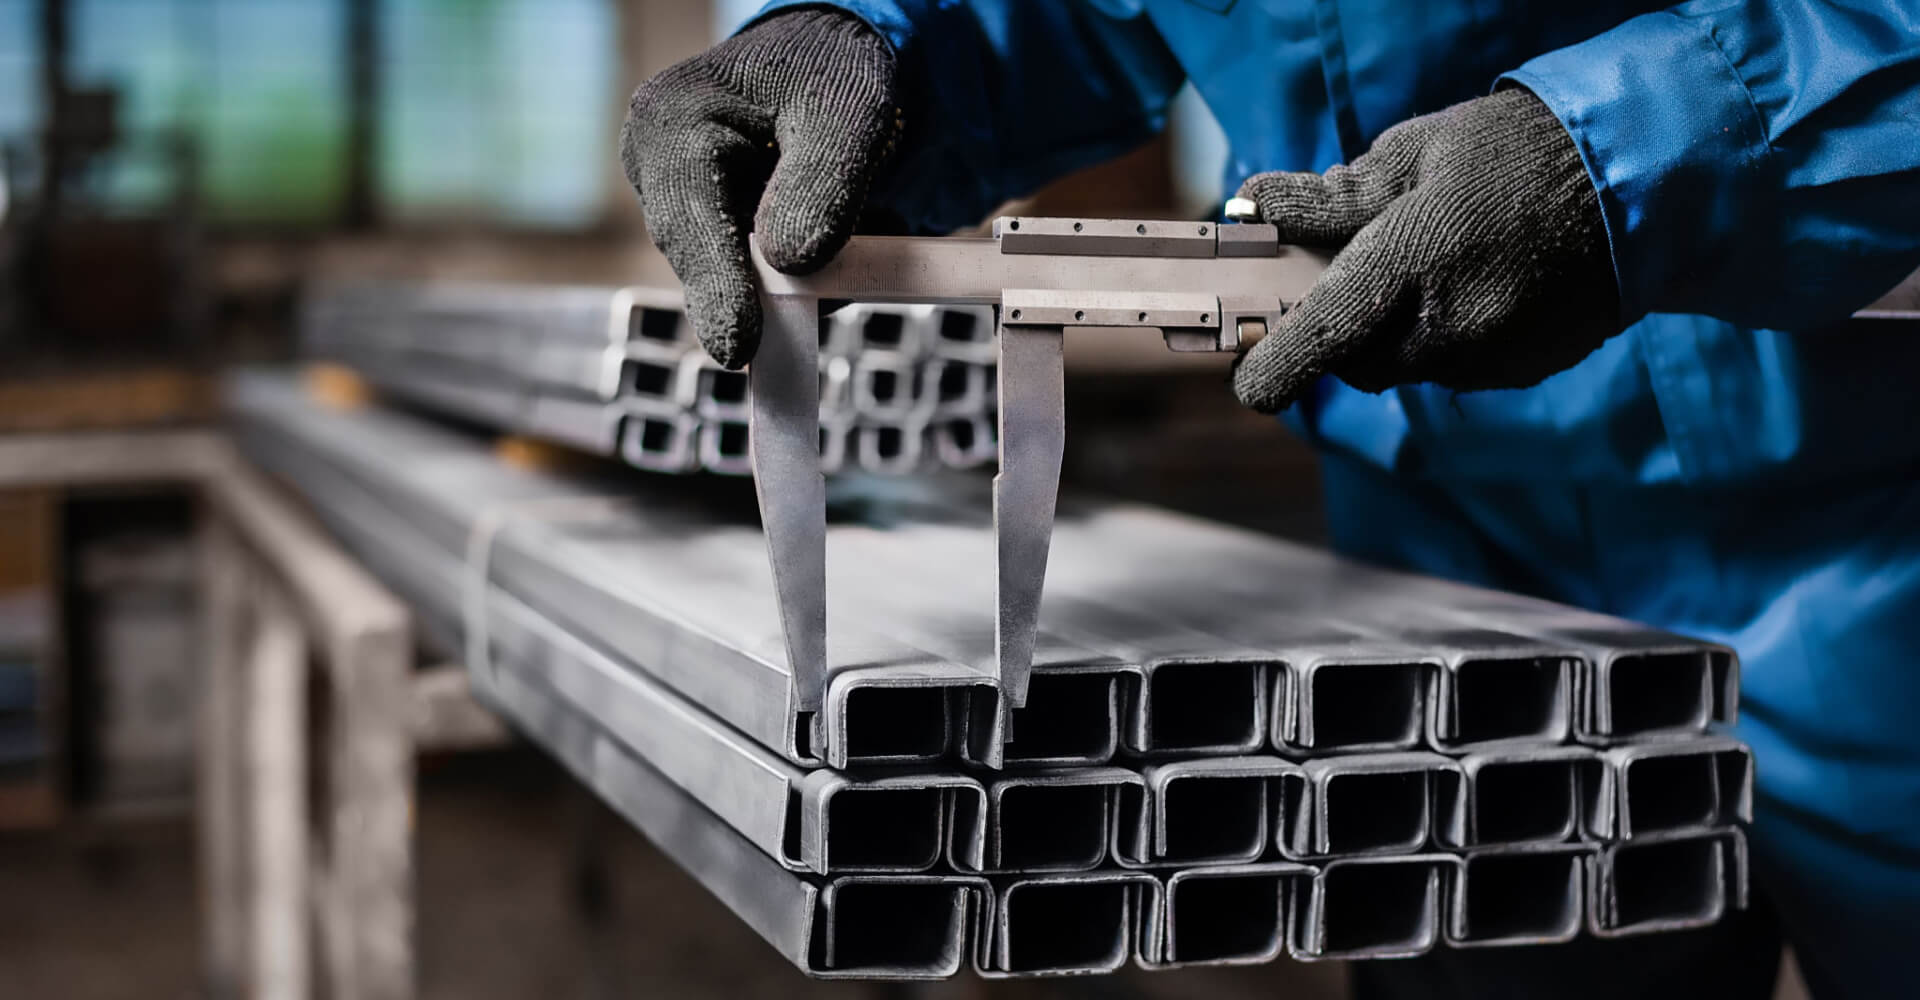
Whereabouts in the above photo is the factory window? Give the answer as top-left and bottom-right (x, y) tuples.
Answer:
(377, 0), (617, 228)
(69, 0), (350, 221)
(0, 1), (40, 140)
(13, 0), (615, 228)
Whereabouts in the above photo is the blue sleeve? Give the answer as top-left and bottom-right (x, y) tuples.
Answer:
(1502, 1), (1920, 330)
(752, 0), (1186, 233)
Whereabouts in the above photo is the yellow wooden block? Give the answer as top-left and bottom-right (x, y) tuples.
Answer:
(304, 363), (375, 411)
(494, 435), (591, 473)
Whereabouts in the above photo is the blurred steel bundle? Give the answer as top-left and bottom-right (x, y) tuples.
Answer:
(299, 281), (1000, 476)
(229, 370), (1751, 979)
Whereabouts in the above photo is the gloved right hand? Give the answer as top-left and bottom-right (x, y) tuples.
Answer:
(620, 9), (899, 369)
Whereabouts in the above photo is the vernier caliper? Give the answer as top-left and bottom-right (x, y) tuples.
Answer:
(748, 215), (1330, 719)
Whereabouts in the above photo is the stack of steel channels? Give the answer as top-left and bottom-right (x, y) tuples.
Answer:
(300, 281), (1000, 476)
(228, 369), (1752, 980)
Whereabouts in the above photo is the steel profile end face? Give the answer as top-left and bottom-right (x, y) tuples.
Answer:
(1133, 659), (1271, 757)
(995, 669), (1122, 767)
(927, 358), (992, 416)
(981, 872), (1161, 978)
(854, 420), (929, 475)
(1292, 855), (1448, 961)
(969, 768), (1143, 874)
(1602, 738), (1753, 840)
(812, 876), (986, 979)
(1148, 863), (1312, 969)
(850, 352), (923, 420)
(1141, 757), (1303, 866)
(929, 305), (997, 362)
(1588, 828), (1746, 938)
(1447, 845), (1591, 948)
(621, 297), (690, 350)
(931, 413), (997, 469)
(1286, 753), (1453, 859)
(841, 304), (925, 358)
(692, 361), (753, 420)
(798, 771), (982, 875)
(1291, 658), (1434, 754)
(822, 668), (983, 769)
(1586, 647), (1722, 741)
(1440, 747), (1595, 849)
(618, 406), (699, 473)
(1429, 654), (1577, 751)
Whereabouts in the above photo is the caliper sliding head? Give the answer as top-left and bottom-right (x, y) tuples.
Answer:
(747, 217), (1324, 730)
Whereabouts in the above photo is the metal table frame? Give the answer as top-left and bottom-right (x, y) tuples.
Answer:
(0, 430), (417, 1000)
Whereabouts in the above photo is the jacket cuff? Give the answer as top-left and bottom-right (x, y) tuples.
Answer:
(1500, 12), (1773, 326)
(748, 0), (920, 54)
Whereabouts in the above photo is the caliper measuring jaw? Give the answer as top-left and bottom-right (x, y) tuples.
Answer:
(747, 217), (1330, 739)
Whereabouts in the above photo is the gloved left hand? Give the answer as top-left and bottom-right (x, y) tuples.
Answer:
(1231, 88), (1622, 413)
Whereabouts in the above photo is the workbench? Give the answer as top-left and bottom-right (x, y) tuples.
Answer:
(0, 428), (502, 1000)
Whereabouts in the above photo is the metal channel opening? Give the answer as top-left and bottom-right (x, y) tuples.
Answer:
(944, 417), (978, 452)
(815, 881), (970, 976)
(935, 362), (974, 405)
(1145, 662), (1264, 753)
(1624, 754), (1718, 834)
(1319, 862), (1440, 957)
(1453, 657), (1568, 745)
(1324, 771), (1429, 855)
(1608, 653), (1710, 736)
(827, 787), (947, 872)
(1003, 881), (1131, 975)
(699, 367), (750, 407)
(939, 309), (987, 347)
(1611, 838), (1723, 930)
(627, 306), (682, 345)
(1460, 853), (1583, 944)
(1004, 673), (1118, 765)
(625, 359), (674, 399)
(841, 687), (950, 763)
(1162, 776), (1267, 863)
(996, 783), (1109, 872)
(860, 311), (907, 351)
(633, 417), (677, 454)
(1169, 874), (1287, 964)
(709, 420), (751, 460)
(1475, 760), (1578, 845)
(866, 368), (903, 407)
(864, 420), (913, 468)
(1310, 663), (1423, 750)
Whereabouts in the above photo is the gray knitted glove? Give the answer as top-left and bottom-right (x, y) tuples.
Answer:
(620, 9), (899, 368)
(1231, 88), (1620, 413)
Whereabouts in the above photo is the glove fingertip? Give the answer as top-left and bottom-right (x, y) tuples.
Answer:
(684, 278), (761, 370)
(1231, 339), (1310, 414)
(757, 223), (850, 276)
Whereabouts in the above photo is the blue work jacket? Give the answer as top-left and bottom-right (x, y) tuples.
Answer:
(753, 0), (1920, 927)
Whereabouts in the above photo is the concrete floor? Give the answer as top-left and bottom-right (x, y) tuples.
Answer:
(0, 750), (1350, 1000)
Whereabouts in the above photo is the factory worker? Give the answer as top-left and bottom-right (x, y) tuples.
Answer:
(621, 3), (1920, 997)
